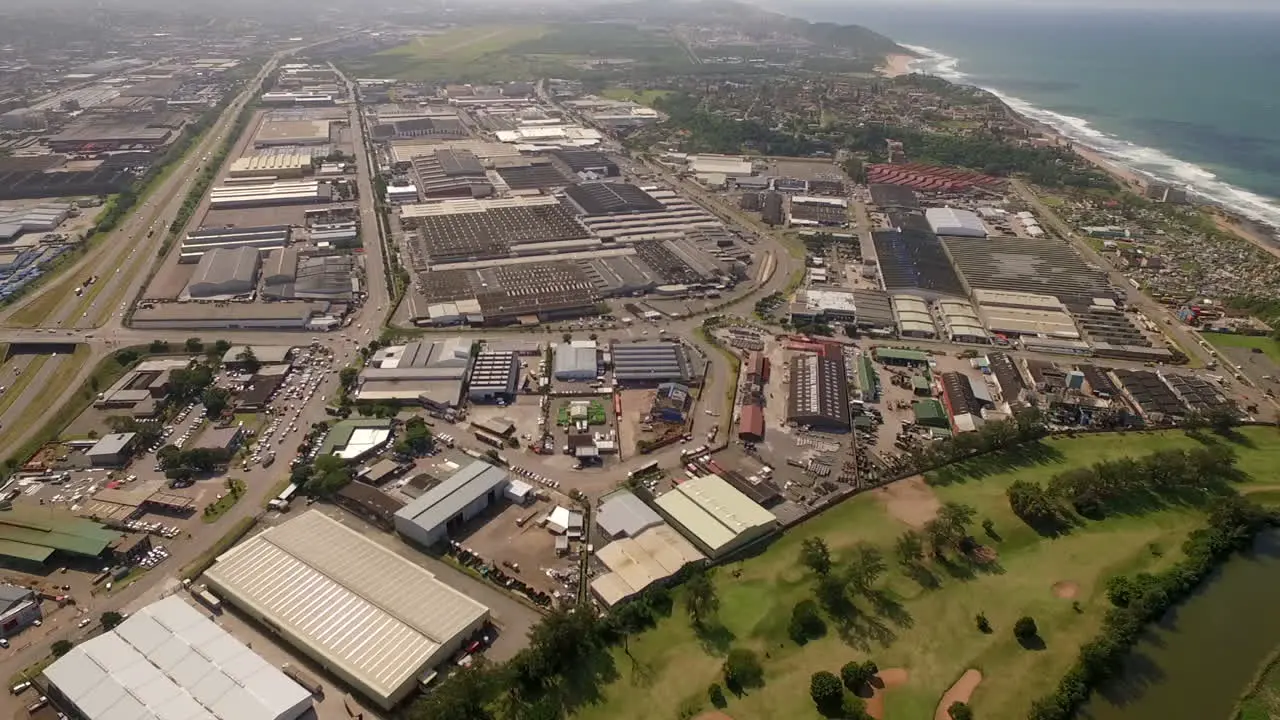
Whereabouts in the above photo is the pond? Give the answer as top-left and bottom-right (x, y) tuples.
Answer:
(1084, 530), (1280, 720)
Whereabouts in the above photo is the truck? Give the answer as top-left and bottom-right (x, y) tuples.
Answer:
(281, 663), (324, 697)
(193, 587), (222, 613)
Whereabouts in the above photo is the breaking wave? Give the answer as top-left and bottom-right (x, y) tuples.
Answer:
(899, 44), (1280, 230)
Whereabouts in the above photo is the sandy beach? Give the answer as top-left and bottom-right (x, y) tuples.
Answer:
(878, 54), (916, 78)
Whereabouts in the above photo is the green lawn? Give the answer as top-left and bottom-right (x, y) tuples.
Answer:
(352, 26), (552, 81)
(1235, 648), (1280, 720)
(570, 428), (1280, 720)
(1204, 333), (1280, 364)
(601, 87), (672, 107)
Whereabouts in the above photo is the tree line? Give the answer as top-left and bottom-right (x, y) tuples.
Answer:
(1028, 494), (1274, 719)
(1007, 444), (1240, 528)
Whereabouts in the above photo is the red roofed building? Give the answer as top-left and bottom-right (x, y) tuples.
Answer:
(738, 403), (765, 443)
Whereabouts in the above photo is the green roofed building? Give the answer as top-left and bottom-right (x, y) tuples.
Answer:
(855, 355), (879, 401)
(912, 398), (951, 429)
(874, 347), (930, 366)
(318, 418), (393, 461)
(911, 375), (932, 396)
(0, 509), (121, 566)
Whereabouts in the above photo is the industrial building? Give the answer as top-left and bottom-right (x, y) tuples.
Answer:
(209, 180), (331, 209)
(0, 509), (121, 566)
(181, 225), (291, 263)
(253, 118), (333, 146)
(786, 353), (851, 431)
(554, 341), (599, 381)
(590, 525), (706, 607)
(43, 595), (312, 720)
(402, 195), (592, 267)
(792, 289), (859, 323)
(551, 149), (618, 178)
(493, 161), (573, 192)
(596, 490), (666, 539)
(788, 196), (849, 227)
(411, 148), (494, 200)
(942, 235), (1118, 304)
(410, 261), (602, 326)
(94, 358), (189, 415)
(317, 418), (393, 460)
(737, 403), (765, 443)
(394, 460), (511, 547)
(925, 207), (988, 237)
(130, 302), (332, 331)
(872, 229), (966, 299)
(689, 154), (754, 177)
(467, 349), (519, 402)
(355, 338), (473, 408)
(184, 246), (261, 298)
(204, 511), (490, 710)
(937, 299), (990, 344)
(229, 152), (312, 178)
(0, 584), (41, 638)
(86, 433), (138, 467)
(612, 342), (692, 384)
(564, 182), (665, 216)
(0, 203), (70, 244)
(262, 249), (357, 301)
(654, 474), (777, 558)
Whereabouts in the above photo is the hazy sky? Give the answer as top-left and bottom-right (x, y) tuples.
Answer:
(784, 0), (1280, 11)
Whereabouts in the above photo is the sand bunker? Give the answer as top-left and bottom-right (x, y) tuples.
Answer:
(693, 713), (734, 720)
(1053, 581), (1080, 599)
(935, 669), (983, 720)
(865, 668), (910, 720)
(877, 476), (941, 528)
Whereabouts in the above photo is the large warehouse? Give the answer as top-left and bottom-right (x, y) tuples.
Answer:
(554, 341), (599, 381)
(204, 511), (490, 709)
(925, 207), (988, 237)
(181, 225), (291, 263)
(590, 524), (706, 607)
(787, 352), (852, 431)
(466, 349), (520, 402)
(872, 228), (967, 299)
(43, 595), (312, 720)
(941, 235), (1118, 304)
(209, 180), (331, 209)
(356, 338), (473, 408)
(394, 460), (511, 547)
(654, 474), (777, 558)
(612, 342), (692, 384)
(185, 246), (261, 298)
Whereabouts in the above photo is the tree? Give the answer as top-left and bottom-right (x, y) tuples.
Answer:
(685, 566), (720, 627)
(788, 599), (826, 644)
(101, 611), (123, 630)
(708, 683), (727, 708)
(304, 455), (352, 497)
(1007, 480), (1061, 523)
(948, 701), (974, 720)
(841, 660), (878, 692)
(202, 387), (231, 418)
(975, 612), (991, 633)
(184, 337), (203, 352)
(938, 502), (977, 538)
(115, 349), (140, 366)
(51, 639), (74, 657)
(339, 367), (359, 390)
(800, 537), (833, 576)
(1014, 616), (1039, 642)
(845, 543), (886, 595)
(723, 648), (764, 691)
(149, 340), (170, 354)
(213, 339), (231, 356)
(410, 663), (497, 720)
(236, 347), (261, 374)
(894, 530), (925, 566)
(810, 671), (845, 714)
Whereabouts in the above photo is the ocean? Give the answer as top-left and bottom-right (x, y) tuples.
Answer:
(782, 3), (1280, 227)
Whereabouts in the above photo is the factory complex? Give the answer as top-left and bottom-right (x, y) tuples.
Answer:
(204, 511), (490, 709)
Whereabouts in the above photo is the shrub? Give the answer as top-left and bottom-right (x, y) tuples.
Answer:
(810, 671), (844, 714)
(1014, 616), (1038, 641)
(948, 701), (974, 720)
(723, 648), (764, 691)
(788, 599), (826, 644)
(708, 683), (727, 708)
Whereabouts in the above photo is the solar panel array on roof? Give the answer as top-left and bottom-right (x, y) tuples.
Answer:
(872, 229), (966, 297)
(1113, 369), (1186, 417)
(1078, 364), (1118, 397)
(869, 184), (920, 209)
(612, 342), (691, 382)
(411, 202), (590, 264)
(565, 182), (665, 216)
(942, 236), (1118, 304)
(552, 149), (618, 175)
(988, 352), (1027, 400)
(494, 163), (572, 191)
(1162, 374), (1232, 412)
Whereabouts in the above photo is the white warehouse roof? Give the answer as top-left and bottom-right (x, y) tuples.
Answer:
(43, 595), (311, 720)
(590, 525), (706, 606)
(926, 207), (988, 237)
(203, 511), (489, 708)
(654, 474), (776, 556)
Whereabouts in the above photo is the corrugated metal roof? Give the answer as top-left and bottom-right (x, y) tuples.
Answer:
(596, 490), (664, 539)
(655, 475), (775, 554)
(395, 461), (509, 531)
(0, 509), (120, 558)
(590, 524), (705, 606)
(205, 511), (487, 702)
(43, 595), (309, 720)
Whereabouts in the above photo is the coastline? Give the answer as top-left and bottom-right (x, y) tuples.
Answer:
(973, 78), (1280, 255)
(877, 53), (915, 78)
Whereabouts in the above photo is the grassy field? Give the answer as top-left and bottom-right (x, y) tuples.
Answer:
(601, 87), (673, 106)
(1204, 332), (1280, 364)
(570, 428), (1280, 720)
(349, 26), (552, 81)
(1235, 648), (1280, 720)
